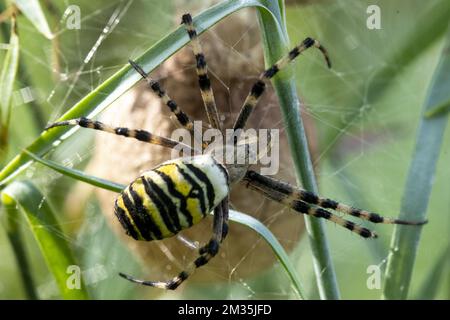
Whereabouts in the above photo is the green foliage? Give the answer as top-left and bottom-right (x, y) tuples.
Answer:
(0, 14), (18, 161)
(0, 0), (448, 300)
(1, 181), (89, 299)
(13, 0), (52, 39)
(1, 191), (37, 299)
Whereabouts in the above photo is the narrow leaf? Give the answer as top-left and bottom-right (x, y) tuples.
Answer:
(1, 192), (38, 299)
(24, 150), (124, 192)
(413, 245), (450, 299)
(0, 14), (19, 157)
(13, 0), (53, 39)
(382, 27), (450, 300)
(340, 1), (450, 129)
(1, 181), (89, 299)
(229, 209), (305, 299)
(424, 98), (450, 118)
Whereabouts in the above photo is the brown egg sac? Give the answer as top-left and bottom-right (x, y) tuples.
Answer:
(71, 11), (320, 289)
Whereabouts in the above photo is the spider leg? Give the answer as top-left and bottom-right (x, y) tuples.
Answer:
(244, 170), (427, 226)
(119, 198), (226, 290)
(199, 196), (229, 255)
(181, 13), (222, 131)
(220, 198), (229, 239)
(128, 59), (194, 133)
(46, 117), (194, 152)
(232, 37), (331, 134)
(243, 171), (377, 238)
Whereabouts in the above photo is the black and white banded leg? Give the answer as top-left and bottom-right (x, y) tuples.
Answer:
(45, 117), (194, 153)
(119, 198), (227, 290)
(232, 37), (331, 135)
(199, 197), (229, 256)
(129, 59), (195, 133)
(181, 13), (222, 131)
(243, 170), (426, 238)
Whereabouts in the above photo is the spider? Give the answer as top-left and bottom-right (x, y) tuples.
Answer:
(45, 13), (426, 290)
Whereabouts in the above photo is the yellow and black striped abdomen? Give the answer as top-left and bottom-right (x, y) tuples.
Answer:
(114, 155), (229, 241)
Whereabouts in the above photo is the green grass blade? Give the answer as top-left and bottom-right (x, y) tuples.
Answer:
(413, 244), (449, 299)
(228, 209), (305, 299)
(24, 150), (124, 192)
(382, 27), (450, 300)
(1, 193), (38, 299)
(1, 181), (89, 299)
(424, 98), (450, 118)
(13, 0), (53, 39)
(0, 15), (19, 159)
(26, 150), (305, 298)
(257, 3), (340, 299)
(342, 1), (450, 128)
(0, 0), (279, 187)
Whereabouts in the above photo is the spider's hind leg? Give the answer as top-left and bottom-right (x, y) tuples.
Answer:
(245, 178), (378, 238)
(119, 197), (228, 290)
(243, 170), (427, 229)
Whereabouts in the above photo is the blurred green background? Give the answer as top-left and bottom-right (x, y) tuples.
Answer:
(0, 0), (448, 299)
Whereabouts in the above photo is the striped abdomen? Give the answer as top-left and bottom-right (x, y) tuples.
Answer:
(114, 155), (229, 241)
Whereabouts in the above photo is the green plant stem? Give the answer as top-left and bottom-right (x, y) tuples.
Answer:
(382, 28), (450, 300)
(1, 193), (38, 299)
(256, 3), (340, 300)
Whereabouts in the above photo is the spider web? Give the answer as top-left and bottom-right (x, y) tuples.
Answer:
(1, 0), (449, 300)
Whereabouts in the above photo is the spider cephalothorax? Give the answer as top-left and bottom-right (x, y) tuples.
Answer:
(46, 13), (426, 290)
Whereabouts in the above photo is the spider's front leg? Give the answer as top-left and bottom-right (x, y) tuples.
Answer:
(181, 13), (222, 131)
(128, 59), (195, 133)
(232, 36), (331, 135)
(45, 117), (195, 153)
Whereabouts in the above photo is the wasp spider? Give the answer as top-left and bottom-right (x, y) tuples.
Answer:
(46, 13), (426, 290)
